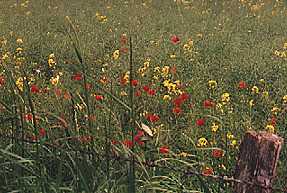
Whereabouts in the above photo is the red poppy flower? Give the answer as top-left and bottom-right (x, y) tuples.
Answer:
(135, 90), (141, 97)
(179, 92), (190, 101)
(131, 79), (138, 87)
(54, 88), (62, 97)
(203, 99), (215, 108)
(148, 89), (156, 96)
(196, 118), (205, 126)
(120, 34), (128, 45)
(95, 95), (104, 101)
(63, 91), (72, 100)
(25, 113), (33, 121)
(85, 83), (92, 90)
(171, 35), (180, 44)
(111, 139), (118, 145)
(146, 114), (160, 123)
(135, 130), (145, 146)
(212, 149), (224, 158)
(122, 139), (133, 149)
(143, 85), (150, 92)
(39, 128), (46, 138)
(71, 72), (82, 81)
(30, 84), (40, 93)
(0, 76), (5, 86)
(159, 146), (169, 154)
(120, 77), (128, 86)
(172, 106), (182, 115)
(120, 47), (128, 54)
(271, 116), (277, 126)
(238, 80), (247, 89)
(173, 98), (183, 107)
(202, 167), (213, 176)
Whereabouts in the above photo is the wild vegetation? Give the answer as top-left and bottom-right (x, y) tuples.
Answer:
(0, 0), (287, 192)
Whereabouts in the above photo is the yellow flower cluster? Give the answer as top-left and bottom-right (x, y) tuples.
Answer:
(227, 132), (237, 147)
(211, 122), (219, 132)
(138, 58), (150, 77)
(221, 92), (230, 104)
(208, 80), (217, 89)
(96, 12), (108, 23)
(274, 42), (287, 59)
(183, 38), (193, 53)
(163, 79), (182, 95)
(48, 53), (56, 68)
(266, 124), (275, 133)
(113, 50), (120, 60)
(16, 77), (24, 91)
(197, 137), (208, 147)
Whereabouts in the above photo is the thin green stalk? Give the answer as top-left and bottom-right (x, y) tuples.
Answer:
(128, 36), (136, 193)
(105, 80), (113, 193)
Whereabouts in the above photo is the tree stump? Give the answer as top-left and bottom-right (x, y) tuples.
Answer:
(234, 131), (283, 193)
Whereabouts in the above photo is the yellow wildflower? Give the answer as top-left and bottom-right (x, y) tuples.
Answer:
(262, 91), (269, 98)
(16, 38), (23, 44)
(211, 122), (219, 132)
(48, 53), (56, 68)
(161, 66), (170, 77)
(251, 86), (259, 94)
(50, 75), (60, 86)
(197, 137), (208, 147)
(271, 106), (280, 115)
(227, 132), (234, 139)
(2, 52), (9, 61)
(231, 140), (237, 147)
(120, 91), (128, 96)
(266, 124), (275, 133)
(170, 54), (176, 59)
(221, 92), (230, 103)
(16, 47), (23, 53)
(112, 50), (120, 60)
(283, 95), (287, 103)
(249, 99), (254, 107)
(208, 80), (217, 89)
(163, 95), (171, 101)
(16, 77), (24, 91)
(143, 59), (151, 68)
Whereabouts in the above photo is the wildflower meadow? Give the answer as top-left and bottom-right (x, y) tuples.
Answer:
(0, 0), (287, 192)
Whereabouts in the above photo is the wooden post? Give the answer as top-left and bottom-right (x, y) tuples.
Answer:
(234, 131), (283, 193)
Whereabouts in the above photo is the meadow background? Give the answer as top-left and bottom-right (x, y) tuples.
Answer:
(0, 0), (287, 192)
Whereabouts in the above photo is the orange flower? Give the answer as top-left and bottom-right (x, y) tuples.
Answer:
(202, 167), (213, 176)
(212, 149), (224, 158)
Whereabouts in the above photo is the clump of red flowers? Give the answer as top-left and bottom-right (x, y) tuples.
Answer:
(94, 94), (104, 101)
(173, 92), (190, 107)
(0, 75), (5, 87)
(196, 118), (205, 126)
(170, 35), (180, 44)
(146, 113), (160, 123)
(131, 79), (138, 87)
(202, 167), (214, 176)
(159, 146), (169, 154)
(238, 80), (247, 89)
(121, 130), (146, 149)
(212, 149), (224, 158)
(203, 99), (215, 108)
(30, 84), (40, 94)
(172, 106), (182, 115)
(71, 72), (82, 81)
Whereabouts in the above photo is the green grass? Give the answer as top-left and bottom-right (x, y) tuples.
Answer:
(1, 0), (287, 192)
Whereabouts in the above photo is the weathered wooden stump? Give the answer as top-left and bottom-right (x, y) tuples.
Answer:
(234, 131), (283, 193)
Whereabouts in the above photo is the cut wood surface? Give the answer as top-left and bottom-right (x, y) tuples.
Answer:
(234, 131), (283, 193)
